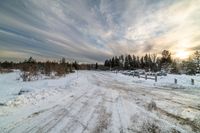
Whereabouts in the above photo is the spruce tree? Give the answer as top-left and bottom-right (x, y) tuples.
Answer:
(194, 51), (200, 73)
(95, 63), (98, 69)
(124, 56), (129, 70)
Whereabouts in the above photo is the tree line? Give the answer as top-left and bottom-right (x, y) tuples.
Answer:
(104, 50), (172, 72)
(0, 57), (102, 81)
(0, 50), (200, 77)
(0, 57), (79, 81)
(104, 50), (200, 75)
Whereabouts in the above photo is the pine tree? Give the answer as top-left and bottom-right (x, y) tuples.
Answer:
(127, 55), (132, 69)
(114, 56), (120, 68)
(140, 57), (144, 69)
(111, 57), (115, 68)
(185, 57), (196, 75)
(73, 61), (79, 70)
(132, 55), (136, 69)
(170, 60), (179, 74)
(156, 58), (161, 71)
(95, 63), (98, 69)
(160, 50), (172, 71)
(104, 60), (109, 67)
(136, 56), (140, 68)
(194, 51), (200, 73)
(124, 56), (129, 70)
(119, 55), (124, 69)
(144, 54), (149, 70)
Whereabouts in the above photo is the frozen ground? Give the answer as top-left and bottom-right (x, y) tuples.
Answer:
(0, 71), (200, 133)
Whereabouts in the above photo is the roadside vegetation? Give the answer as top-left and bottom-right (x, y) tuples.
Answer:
(104, 50), (200, 75)
(0, 57), (79, 81)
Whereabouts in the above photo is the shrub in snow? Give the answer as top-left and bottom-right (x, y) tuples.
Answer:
(0, 103), (6, 106)
(18, 89), (30, 95)
(193, 115), (200, 130)
(55, 65), (66, 77)
(170, 61), (180, 74)
(141, 122), (161, 133)
(20, 72), (30, 81)
(170, 128), (181, 133)
(147, 101), (157, 111)
(20, 71), (39, 81)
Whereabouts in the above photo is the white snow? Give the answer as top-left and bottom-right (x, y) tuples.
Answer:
(117, 72), (200, 89)
(0, 70), (200, 133)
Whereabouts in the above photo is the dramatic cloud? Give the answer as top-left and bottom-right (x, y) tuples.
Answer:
(0, 0), (199, 62)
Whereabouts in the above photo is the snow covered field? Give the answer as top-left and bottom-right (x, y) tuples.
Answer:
(0, 71), (200, 133)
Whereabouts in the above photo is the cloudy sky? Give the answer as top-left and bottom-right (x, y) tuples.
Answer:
(0, 0), (200, 62)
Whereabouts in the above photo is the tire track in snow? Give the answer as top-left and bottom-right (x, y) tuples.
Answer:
(2, 71), (200, 133)
(93, 72), (200, 132)
(22, 73), (92, 133)
(110, 83), (199, 132)
(29, 73), (105, 133)
(59, 90), (104, 133)
(80, 98), (104, 133)
(7, 91), (89, 133)
(114, 91), (131, 133)
(33, 91), (91, 133)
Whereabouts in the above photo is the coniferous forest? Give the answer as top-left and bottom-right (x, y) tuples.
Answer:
(1, 50), (200, 79)
(104, 50), (200, 75)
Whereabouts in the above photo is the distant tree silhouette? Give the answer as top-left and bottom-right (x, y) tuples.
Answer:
(73, 61), (79, 70)
(103, 50), (173, 72)
(161, 50), (172, 65)
(95, 63), (98, 69)
(194, 51), (200, 73)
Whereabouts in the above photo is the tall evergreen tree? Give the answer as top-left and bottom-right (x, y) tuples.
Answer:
(194, 51), (200, 73)
(132, 55), (136, 69)
(124, 56), (129, 70)
(185, 58), (196, 75)
(140, 56), (144, 69)
(95, 63), (98, 70)
(160, 50), (172, 71)
(111, 57), (115, 68)
(136, 56), (140, 68)
(114, 56), (120, 68)
(170, 60), (179, 74)
(119, 55), (124, 69)
(148, 54), (153, 71)
(127, 55), (132, 69)
(144, 54), (148, 70)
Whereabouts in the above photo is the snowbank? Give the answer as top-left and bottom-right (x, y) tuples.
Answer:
(117, 72), (200, 90)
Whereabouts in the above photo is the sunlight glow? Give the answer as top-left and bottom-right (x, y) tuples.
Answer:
(175, 50), (189, 59)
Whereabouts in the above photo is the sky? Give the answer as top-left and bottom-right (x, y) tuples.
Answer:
(0, 0), (200, 62)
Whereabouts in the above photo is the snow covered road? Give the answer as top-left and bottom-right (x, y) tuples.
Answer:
(0, 71), (200, 133)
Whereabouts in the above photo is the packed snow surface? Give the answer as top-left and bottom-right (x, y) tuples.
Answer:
(0, 71), (200, 133)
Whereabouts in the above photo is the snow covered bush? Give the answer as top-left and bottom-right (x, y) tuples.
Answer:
(20, 72), (30, 81)
(141, 122), (161, 133)
(17, 57), (77, 81)
(18, 88), (30, 95)
(147, 101), (157, 111)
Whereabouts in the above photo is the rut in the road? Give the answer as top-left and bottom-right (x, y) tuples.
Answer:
(34, 90), (102, 133)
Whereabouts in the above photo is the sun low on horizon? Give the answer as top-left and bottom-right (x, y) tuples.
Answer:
(174, 50), (190, 60)
(1, 1), (200, 133)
